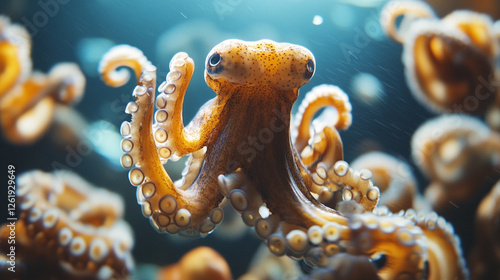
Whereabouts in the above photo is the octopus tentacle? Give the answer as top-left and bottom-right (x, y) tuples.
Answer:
(298, 126), (343, 170)
(0, 16), (32, 97)
(99, 44), (152, 88)
(0, 63), (85, 144)
(349, 213), (427, 280)
(405, 209), (469, 280)
(292, 85), (352, 202)
(442, 10), (498, 59)
(380, 0), (436, 43)
(402, 20), (495, 114)
(0, 16), (84, 145)
(174, 147), (207, 189)
(314, 161), (380, 212)
(412, 114), (500, 211)
(294, 84), (352, 153)
(217, 169), (352, 261)
(351, 152), (420, 213)
(153, 52), (220, 160)
(0, 170), (134, 279)
(101, 46), (225, 237)
(302, 127), (344, 203)
(381, 1), (499, 115)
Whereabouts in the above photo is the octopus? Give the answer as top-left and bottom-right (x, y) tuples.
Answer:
(411, 114), (500, 212)
(99, 39), (468, 279)
(380, 0), (499, 116)
(0, 15), (86, 144)
(0, 170), (134, 279)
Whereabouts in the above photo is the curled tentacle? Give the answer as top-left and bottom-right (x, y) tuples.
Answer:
(153, 52), (217, 160)
(294, 84), (352, 153)
(0, 16), (32, 98)
(351, 152), (420, 213)
(404, 209), (469, 280)
(402, 20), (495, 114)
(99, 44), (152, 87)
(0, 17), (85, 145)
(381, 1), (499, 115)
(0, 63), (85, 144)
(316, 160), (380, 212)
(412, 114), (500, 211)
(380, 0), (436, 43)
(442, 10), (498, 59)
(293, 85), (352, 202)
(0, 170), (134, 279)
(349, 213), (427, 280)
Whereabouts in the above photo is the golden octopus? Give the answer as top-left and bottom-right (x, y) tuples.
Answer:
(100, 39), (467, 279)
(412, 114), (500, 212)
(0, 16), (85, 144)
(380, 0), (500, 117)
(0, 170), (134, 279)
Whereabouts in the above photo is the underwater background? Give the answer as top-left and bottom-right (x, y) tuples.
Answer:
(1, 0), (498, 279)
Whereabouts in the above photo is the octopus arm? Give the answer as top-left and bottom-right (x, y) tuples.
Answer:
(101, 47), (226, 237)
(349, 213), (427, 280)
(380, 0), (436, 43)
(405, 209), (469, 280)
(154, 52), (227, 160)
(294, 84), (352, 152)
(0, 63), (85, 144)
(0, 16), (32, 97)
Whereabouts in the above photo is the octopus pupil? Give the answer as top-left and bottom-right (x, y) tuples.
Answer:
(209, 53), (221, 67)
(307, 60), (314, 74)
(304, 59), (315, 79)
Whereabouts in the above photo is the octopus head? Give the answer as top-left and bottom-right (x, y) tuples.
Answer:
(205, 39), (315, 95)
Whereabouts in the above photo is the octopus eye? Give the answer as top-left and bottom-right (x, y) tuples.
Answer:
(209, 53), (221, 67)
(207, 53), (223, 74)
(304, 59), (315, 79)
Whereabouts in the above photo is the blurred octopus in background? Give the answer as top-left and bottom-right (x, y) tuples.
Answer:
(0, 170), (134, 279)
(0, 16), (85, 145)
